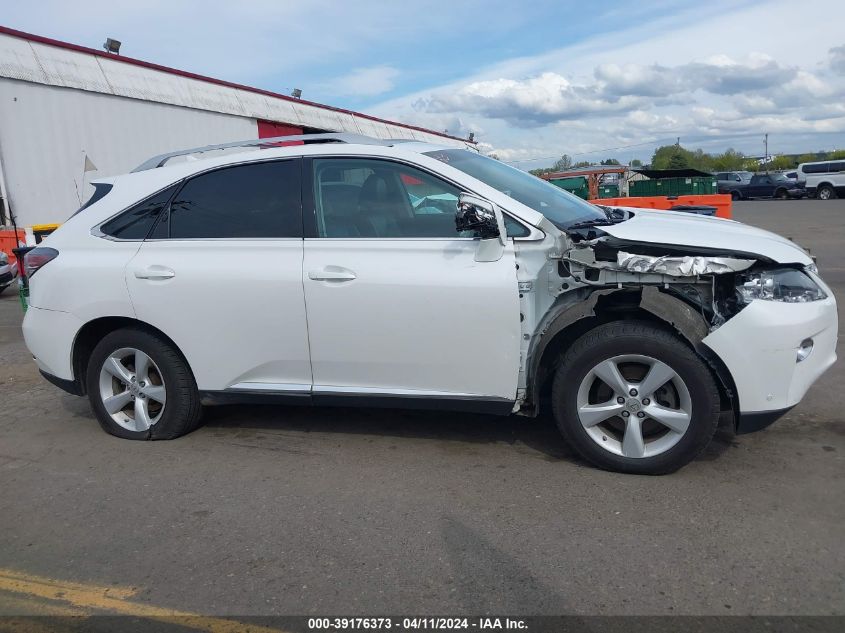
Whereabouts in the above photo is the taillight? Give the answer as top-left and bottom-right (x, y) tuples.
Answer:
(24, 247), (59, 279)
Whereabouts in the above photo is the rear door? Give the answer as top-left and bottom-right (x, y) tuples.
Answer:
(301, 156), (521, 408)
(125, 159), (311, 394)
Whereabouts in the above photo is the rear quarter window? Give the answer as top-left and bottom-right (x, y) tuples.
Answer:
(100, 185), (177, 240)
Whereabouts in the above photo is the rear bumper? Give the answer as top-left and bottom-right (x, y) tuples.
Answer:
(22, 306), (82, 381)
(702, 289), (838, 428)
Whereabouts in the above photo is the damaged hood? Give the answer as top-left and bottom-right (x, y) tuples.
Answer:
(600, 209), (812, 265)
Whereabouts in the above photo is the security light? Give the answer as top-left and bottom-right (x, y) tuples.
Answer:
(103, 38), (121, 54)
(291, 88), (302, 99)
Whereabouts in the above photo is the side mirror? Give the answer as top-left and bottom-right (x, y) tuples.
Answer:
(456, 193), (500, 240)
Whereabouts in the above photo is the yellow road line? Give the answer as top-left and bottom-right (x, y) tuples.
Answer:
(0, 568), (288, 633)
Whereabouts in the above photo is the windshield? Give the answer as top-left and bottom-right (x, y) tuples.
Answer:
(424, 149), (606, 229)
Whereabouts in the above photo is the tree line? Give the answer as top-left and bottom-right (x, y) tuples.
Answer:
(529, 147), (845, 177)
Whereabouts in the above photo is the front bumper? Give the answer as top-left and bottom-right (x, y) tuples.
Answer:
(702, 292), (837, 425)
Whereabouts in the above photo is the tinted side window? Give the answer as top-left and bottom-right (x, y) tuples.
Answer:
(169, 161), (301, 239)
(830, 162), (845, 173)
(101, 185), (176, 240)
(803, 163), (829, 174)
(313, 158), (529, 239)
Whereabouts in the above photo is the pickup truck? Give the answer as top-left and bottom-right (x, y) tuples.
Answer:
(718, 173), (805, 200)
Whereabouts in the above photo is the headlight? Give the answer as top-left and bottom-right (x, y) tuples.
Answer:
(736, 267), (827, 303)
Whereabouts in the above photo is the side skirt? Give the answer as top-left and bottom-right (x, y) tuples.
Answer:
(199, 389), (514, 416)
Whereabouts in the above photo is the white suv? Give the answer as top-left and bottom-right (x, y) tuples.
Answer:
(21, 134), (838, 474)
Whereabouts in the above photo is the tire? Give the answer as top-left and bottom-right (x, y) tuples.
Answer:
(730, 190), (741, 200)
(0, 285), (6, 296)
(551, 321), (720, 475)
(86, 327), (202, 440)
(775, 188), (788, 200)
(817, 185), (836, 200)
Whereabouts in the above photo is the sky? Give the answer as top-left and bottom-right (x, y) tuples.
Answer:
(2, 0), (845, 169)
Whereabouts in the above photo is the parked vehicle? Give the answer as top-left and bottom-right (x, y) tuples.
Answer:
(719, 173), (805, 200)
(800, 160), (845, 199)
(714, 171), (752, 189)
(796, 159), (845, 185)
(21, 134), (837, 474)
(0, 250), (18, 295)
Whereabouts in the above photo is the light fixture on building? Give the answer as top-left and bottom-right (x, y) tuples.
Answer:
(290, 88), (302, 99)
(103, 38), (121, 54)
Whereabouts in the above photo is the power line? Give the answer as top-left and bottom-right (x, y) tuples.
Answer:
(505, 137), (679, 165)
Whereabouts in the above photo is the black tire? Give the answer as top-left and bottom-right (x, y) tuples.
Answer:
(0, 285), (6, 296)
(730, 190), (741, 200)
(817, 185), (836, 200)
(86, 327), (202, 440)
(775, 188), (788, 200)
(551, 321), (720, 475)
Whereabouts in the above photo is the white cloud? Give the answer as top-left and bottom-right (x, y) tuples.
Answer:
(367, 0), (845, 163)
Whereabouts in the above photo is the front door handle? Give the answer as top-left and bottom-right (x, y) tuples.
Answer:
(308, 267), (356, 282)
(134, 266), (176, 280)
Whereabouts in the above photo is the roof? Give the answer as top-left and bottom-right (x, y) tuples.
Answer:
(0, 25), (472, 148)
(634, 168), (713, 179)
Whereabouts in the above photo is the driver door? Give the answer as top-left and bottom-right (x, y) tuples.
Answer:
(301, 157), (521, 409)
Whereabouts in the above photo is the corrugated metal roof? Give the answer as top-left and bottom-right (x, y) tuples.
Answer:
(0, 25), (472, 148)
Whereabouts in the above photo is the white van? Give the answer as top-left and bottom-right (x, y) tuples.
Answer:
(797, 160), (845, 199)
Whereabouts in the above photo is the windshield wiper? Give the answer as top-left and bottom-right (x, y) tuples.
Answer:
(566, 218), (618, 230)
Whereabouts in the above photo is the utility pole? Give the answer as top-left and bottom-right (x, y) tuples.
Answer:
(764, 133), (769, 171)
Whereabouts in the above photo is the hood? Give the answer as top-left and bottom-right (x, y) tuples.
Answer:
(601, 209), (812, 265)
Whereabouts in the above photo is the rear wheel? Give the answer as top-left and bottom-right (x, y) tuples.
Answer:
(730, 190), (741, 200)
(86, 328), (202, 440)
(817, 185), (836, 200)
(551, 322), (720, 474)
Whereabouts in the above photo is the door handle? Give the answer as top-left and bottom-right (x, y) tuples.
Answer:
(134, 266), (176, 280)
(308, 268), (356, 282)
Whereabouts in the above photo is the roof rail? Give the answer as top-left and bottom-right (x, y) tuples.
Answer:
(132, 133), (389, 172)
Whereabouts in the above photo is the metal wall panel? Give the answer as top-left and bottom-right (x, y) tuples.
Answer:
(0, 79), (256, 226)
(0, 32), (470, 148)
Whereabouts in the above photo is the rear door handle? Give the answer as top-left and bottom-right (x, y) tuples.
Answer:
(134, 266), (176, 280)
(308, 268), (356, 282)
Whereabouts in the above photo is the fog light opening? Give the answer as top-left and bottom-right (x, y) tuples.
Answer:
(797, 338), (814, 363)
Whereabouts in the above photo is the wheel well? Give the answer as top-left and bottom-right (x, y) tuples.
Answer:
(817, 182), (834, 190)
(72, 317), (187, 395)
(527, 295), (737, 419)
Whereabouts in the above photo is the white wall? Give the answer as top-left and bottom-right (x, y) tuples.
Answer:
(0, 79), (257, 226)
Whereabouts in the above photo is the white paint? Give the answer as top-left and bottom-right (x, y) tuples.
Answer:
(602, 208), (813, 265)
(125, 239), (312, 392)
(303, 238), (520, 399)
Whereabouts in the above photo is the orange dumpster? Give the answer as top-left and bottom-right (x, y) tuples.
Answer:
(591, 194), (732, 219)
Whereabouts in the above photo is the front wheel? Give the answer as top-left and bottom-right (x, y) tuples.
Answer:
(775, 188), (788, 200)
(551, 322), (720, 474)
(86, 328), (202, 440)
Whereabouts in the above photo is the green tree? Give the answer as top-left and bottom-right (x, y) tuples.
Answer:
(600, 158), (621, 165)
(630, 159), (643, 168)
(712, 148), (746, 171)
(552, 154), (572, 171)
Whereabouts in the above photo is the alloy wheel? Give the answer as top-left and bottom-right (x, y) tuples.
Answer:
(98, 347), (167, 432)
(576, 354), (692, 459)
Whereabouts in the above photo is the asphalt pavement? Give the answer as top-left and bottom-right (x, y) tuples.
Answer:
(0, 199), (842, 619)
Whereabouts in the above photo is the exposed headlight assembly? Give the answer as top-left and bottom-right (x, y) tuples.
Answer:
(736, 267), (827, 303)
